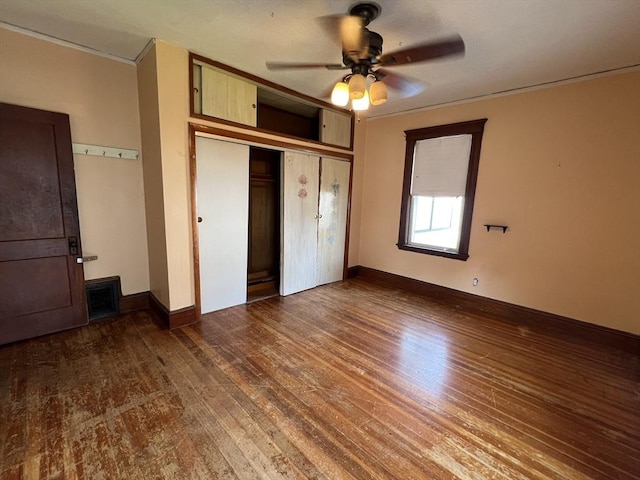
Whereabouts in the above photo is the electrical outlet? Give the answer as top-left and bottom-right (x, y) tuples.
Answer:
(473, 278), (479, 286)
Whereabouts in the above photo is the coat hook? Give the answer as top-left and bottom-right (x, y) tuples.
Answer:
(119, 152), (122, 158)
(85, 149), (88, 154)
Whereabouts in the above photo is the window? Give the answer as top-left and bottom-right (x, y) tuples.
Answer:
(398, 119), (487, 260)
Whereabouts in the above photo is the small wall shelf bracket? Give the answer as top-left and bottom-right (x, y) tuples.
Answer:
(484, 224), (508, 233)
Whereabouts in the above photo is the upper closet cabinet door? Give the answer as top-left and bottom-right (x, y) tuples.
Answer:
(317, 158), (351, 285)
(281, 152), (320, 296)
(201, 66), (257, 126)
(321, 109), (352, 149)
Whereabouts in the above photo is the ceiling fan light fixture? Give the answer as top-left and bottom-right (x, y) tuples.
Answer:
(348, 73), (367, 99)
(331, 81), (350, 107)
(351, 89), (370, 111)
(369, 80), (387, 105)
(266, 4), (466, 114)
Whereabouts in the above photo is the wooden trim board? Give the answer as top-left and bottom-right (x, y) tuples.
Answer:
(149, 292), (198, 329)
(82, 277), (196, 329)
(347, 266), (360, 278)
(119, 292), (150, 313)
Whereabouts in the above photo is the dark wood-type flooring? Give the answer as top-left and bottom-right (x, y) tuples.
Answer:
(1, 279), (639, 479)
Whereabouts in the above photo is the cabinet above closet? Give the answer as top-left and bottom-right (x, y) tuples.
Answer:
(190, 53), (354, 150)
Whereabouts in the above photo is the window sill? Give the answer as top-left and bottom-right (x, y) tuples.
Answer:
(397, 243), (469, 261)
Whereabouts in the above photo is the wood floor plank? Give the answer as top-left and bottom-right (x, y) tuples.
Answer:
(1, 279), (638, 479)
(216, 298), (577, 479)
(278, 296), (636, 476)
(152, 330), (301, 479)
(204, 313), (503, 478)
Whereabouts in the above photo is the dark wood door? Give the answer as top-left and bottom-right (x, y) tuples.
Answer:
(0, 103), (87, 344)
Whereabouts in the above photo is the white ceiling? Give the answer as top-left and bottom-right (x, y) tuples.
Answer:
(1, 0), (639, 117)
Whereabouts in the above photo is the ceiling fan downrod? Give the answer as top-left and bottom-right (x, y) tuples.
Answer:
(348, 2), (381, 26)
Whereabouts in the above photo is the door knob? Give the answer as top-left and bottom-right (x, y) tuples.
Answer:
(76, 255), (98, 264)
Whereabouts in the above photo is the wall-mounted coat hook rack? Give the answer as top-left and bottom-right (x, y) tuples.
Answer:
(484, 224), (508, 233)
(72, 143), (139, 160)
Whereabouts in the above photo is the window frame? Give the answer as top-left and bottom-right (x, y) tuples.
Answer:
(398, 119), (487, 261)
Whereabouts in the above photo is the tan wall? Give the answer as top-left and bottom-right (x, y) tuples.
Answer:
(137, 40), (194, 310)
(137, 42), (170, 306)
(0, 28), (149, 295)
(359, 71), (640, 334)
(154, 41), (194, 310)
(348, 119), (367, 267)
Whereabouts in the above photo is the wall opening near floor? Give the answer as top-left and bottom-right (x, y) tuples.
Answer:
(86, 277), (120, 321)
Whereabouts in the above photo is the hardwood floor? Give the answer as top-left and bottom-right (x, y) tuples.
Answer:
(1, 279), (638, 479)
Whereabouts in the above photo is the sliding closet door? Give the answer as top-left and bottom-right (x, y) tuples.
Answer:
(195, 136), (249, 313)
(317, 158), (351, 285)
(281, 151), (320, 296)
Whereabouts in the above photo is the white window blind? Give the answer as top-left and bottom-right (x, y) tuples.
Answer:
(411, 134), (472, 197)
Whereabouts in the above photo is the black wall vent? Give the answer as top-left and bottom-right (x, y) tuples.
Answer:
(86, 277), (120, 321)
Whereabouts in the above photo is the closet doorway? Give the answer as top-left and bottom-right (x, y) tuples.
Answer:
(247, 147), (281, 302)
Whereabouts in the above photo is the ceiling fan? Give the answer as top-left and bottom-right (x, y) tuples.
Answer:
(266, 2), (465, 111)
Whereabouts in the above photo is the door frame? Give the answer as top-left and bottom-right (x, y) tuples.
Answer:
(188, 123), (353, 318)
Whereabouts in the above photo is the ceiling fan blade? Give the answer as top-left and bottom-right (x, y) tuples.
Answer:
(266, 62), (347, 71)
(317, 14), (365, 63)
(375, 68), (425, 97)
(377, 34), (465, 66)
(340, 15), (366, 60)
